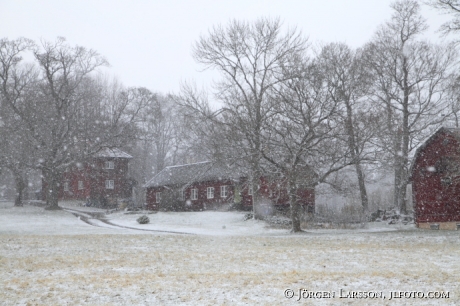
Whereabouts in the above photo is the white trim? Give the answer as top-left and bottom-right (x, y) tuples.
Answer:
(191, 188), (198, 200)
(104, 161), (114, 169)
(63, 182), (69, 192)
(207, 187), (214, 199)
(248, 185), (253, 196)
(156, 192), (161, 203)
(78, 180), (84, 190)
(105, 180), (114, 189)
(220, 185), (228, 198)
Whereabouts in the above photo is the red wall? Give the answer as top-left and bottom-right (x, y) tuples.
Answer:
(54, 158), (131, 201)
(145, 186), (165, 210)
(145, 176), (315, 211)
(412, 131), (460, 223)
(185, 179), (235, 210)
(242, 177), (315, 209)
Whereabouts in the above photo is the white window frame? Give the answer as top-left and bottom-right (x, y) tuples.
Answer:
(104, 161), (114, 169)
(248, 185), (253, 196)
(63, 182), (69, 192)
(179, 190), (185, 201)
(220, 185), (228, 198)
(78, 180), (84, 190)
(207, 187), (214, 199)
(105, 180), (114, 189)
(156, 192), (161, 203)
(191, 188), (198, 200)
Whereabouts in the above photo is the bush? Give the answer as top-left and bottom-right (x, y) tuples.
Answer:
(137, 215), (150, 224)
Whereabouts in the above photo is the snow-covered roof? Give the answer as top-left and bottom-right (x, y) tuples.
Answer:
(143, 161), (238, 188)
(95, 148), (132, 159)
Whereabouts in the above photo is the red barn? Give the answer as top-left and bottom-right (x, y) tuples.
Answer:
(143, 161), (315, 212)
(43, 148), (133, 206)
(411, 127), (460, 230)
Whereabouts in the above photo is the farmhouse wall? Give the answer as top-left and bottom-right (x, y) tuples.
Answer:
(145, 176), (315, 211)
(412, 129), (460, 225)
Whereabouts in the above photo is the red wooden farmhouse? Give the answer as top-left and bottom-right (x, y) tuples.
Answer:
(47, 148), (133, 206)
(144, 161), (315, 212)
(411, 127), (460, 230)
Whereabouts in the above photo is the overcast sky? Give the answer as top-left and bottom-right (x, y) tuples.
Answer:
(1, 0), (453, 95)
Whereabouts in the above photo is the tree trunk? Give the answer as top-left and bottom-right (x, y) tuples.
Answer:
(43, 168), (61, 210)
(251, 170), (261, 220)
(155, 139), (166, 174)
(393, 128), (403, 211)
(14, 172), (26, 207)
(344, 100), (369, 212)
(288, 175), (302, 232)
(399, 180), (408, 215)
(399, 55), (410, 215)
(355, 163), (368, 212)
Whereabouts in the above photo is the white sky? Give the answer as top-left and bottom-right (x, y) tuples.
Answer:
(0, 0), (453, 95)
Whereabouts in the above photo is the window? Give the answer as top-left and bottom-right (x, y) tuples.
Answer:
(105, 180), (114, 189)
(63, 182), (69, 192)
(78, 181), (84, 190)
(248, 185), (253, 196)
(191, 188), (198, 200)
(220, 185), (228, 198)
(156, 192), (161, 203)
(104, 161), (114, 169)
(207, 187), (214, 199)
(441, 176), (452, 186)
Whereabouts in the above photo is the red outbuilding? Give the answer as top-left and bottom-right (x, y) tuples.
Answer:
(411, 127), (460, 230)
(43, 148), (133, 207)
(143, 161), (315, 212)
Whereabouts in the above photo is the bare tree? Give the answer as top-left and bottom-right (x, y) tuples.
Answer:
(363, 0), (458, 214)
(130, 89), (185, 186)
(191, 17), (307, 212)
(316, 42), (378, 212)
(0, 108), (35, 206)
(0, 38), (37, 206)
(425, 0), (460, 36)
(175, 84), (246, 166)
(261, 56), (353, 232)
(1, 37), (143, 209)
(444, 75), (460, 127)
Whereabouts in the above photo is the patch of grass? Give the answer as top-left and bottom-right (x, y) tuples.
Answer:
(1, 233), (459, 304)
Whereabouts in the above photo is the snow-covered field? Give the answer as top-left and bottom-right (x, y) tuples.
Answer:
(1, 201), (459, 305)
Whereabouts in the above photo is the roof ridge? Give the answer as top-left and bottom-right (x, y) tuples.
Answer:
(165, 160), (211, 169)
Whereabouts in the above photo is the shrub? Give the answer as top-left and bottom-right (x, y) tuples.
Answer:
(137, 215), (150, 224)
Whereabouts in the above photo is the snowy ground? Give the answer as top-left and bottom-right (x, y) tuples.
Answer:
(1, 201), (459, 305)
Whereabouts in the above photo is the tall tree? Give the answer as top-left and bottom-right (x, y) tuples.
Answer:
(0, 37), (142, 209)
(0, 37), (37, 206)
(364, 0), (458, 214)
(262, 56), (352, 232)
(425, 0), (460, 36)
(0, 107), (35, 206)
(131, 89), (184, 185)
(191, 17), (307, 212)
(317, 43), (377, 212)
